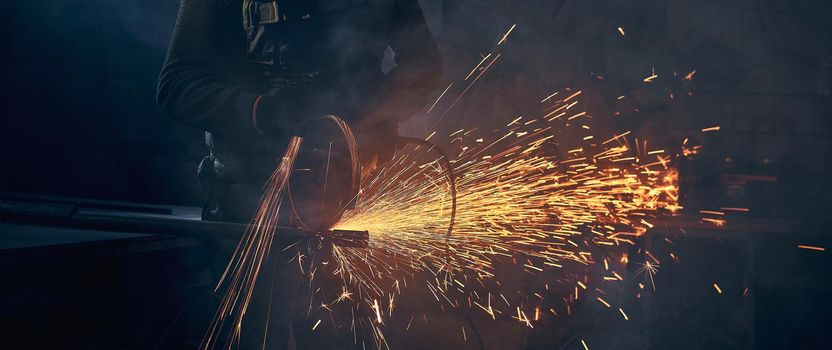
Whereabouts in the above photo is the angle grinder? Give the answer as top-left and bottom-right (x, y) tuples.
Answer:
(286, 116), (457, 240)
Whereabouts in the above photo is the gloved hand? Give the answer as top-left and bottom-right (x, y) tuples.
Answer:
(251, 83), (342, 138)
(253, 84), (404, 178)
(354, 120), (403, 178)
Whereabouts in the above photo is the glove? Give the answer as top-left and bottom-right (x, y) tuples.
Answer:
(252, 83), (342, 138)
(354, 120), (403, 178)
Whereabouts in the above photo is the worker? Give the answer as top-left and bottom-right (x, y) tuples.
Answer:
(156, 1), (442, 348)
(157, 0), (442, 223)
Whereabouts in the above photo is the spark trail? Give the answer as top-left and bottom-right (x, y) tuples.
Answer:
(324, 92), (681, 347)
(204, 23), (695, 349)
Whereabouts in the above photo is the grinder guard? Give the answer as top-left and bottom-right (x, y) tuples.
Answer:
(288, 116), (361, 233)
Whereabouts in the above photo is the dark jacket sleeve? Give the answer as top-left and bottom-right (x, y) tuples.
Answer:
(357, 0), (443, 128)
(156, 0), (259, 135)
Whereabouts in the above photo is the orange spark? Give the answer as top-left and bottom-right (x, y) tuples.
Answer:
(618, 308), (629, 320)
(497, 24), (517, 46)
(644, 68), (658, 83)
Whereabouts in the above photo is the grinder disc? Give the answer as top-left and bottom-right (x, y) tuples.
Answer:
(288, 116), (361, 232)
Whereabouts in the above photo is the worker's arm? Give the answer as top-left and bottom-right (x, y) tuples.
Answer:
(156, 0), (324, 137)
(356, 0), (443, 129)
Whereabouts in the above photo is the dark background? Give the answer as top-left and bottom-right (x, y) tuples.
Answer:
(1, 0), (199, 205)
(1, 0), (832, 349)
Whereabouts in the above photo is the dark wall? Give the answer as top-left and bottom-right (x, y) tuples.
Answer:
(424, 0), (832, 218)
(1, 0), (203, 205)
